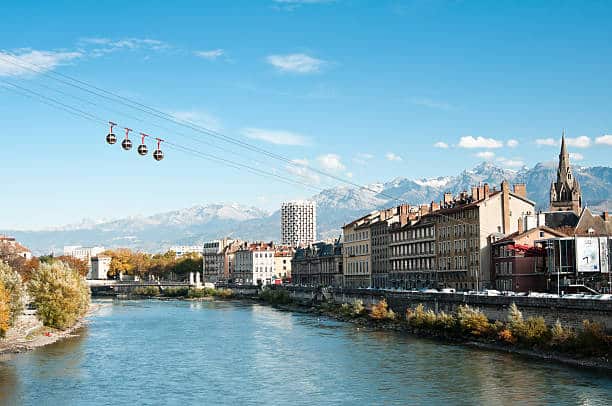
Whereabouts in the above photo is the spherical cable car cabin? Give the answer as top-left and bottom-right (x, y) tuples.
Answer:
(106, 121), (117, 144)
(121, 128), (133, 151)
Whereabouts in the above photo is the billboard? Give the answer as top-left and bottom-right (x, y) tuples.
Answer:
(600, 237), (610, 273)
(575, 237), (600, 273)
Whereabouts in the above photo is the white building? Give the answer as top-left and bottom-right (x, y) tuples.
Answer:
(281, 201), (317, 247)
(234, 242), (276, 286)
(169, 245), (204, 257)
(89, 256), (111, 279)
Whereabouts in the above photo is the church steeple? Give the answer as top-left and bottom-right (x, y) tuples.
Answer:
(550, 131), (582, 214)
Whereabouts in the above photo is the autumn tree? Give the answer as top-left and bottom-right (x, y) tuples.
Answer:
(0, 262), (25, 326)
(103, 249), (137, 277)
(55, 256), (89, 277)
(0, 282), (11, 337)
(174, 252), (203, 279)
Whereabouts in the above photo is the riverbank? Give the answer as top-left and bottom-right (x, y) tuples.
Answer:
(266, 300), (612, 373)
(0, 304), (100, 356)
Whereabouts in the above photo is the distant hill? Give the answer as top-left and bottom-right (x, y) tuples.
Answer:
(3, 162), (611, 254)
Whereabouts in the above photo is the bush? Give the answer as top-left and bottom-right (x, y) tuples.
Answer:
(259, 288), (292, 305)
(498, 329), (516, 344)
(456, 305), (491, 337)
(434, 311), (457, 332)
(575, 320), (610, 356)
(519, 317), (551, 346)
(407, 304), (436, 329)
(0, 281), (11, 337)
(0, 262), (25, 326)
(352, 299), (365, 316)
(370, 299), (395, 320)
(28, 262), (90, 330)
(162, 287), (189, 297)
(214, 288), (233, 299)
(132, 286), (160, 296)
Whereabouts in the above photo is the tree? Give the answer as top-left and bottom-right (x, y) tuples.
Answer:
(0, 262), (25, 326)
(0, 281), (11, 337)
(55, 256), (89, 277)
(103, 249), (137, 277)
(28, 261), (90, 329)
(174, 253), (202, 279)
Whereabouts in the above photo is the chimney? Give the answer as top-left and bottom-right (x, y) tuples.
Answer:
(501, 181), (510, 234)
(483, 183), (490, 199)
(603, 211), (610, 221)
(443, 192), (453, 206)
(513, 183), (527, 198)
(430, 201), (440, 213)
(471, 186), (478, 200)
(517, 218), (524, 234)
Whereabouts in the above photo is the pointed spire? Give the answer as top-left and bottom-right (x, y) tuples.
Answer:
(560, 129), (567, 158)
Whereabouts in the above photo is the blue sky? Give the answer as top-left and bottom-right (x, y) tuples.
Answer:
(1, 0), (611, 229)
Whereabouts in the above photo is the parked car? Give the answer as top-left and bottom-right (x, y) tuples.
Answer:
(440, 288), (456, 293)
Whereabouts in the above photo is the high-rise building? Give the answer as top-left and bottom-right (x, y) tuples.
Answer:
(281, 201), (317, 247)
(550, 132), (582, 214)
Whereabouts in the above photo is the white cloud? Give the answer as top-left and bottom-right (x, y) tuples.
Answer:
(385, 152), (402, 162)
(409, 97), (452, 110)
(242, 127), (309, 146)
(595, 134), (612, 146)
(458, 136), (503, 149)
(535, 138), (557, 146)
(497, 157), (525, 168)
(0, 50), (82, 77)
(194, 49), (224, 60)
(433, 141), (449, 149)
(353, 152), (374, 165)
(286, 158), (320, 184)
(476, 151), (495, 160)
(346, 172), (353, 179)
(569, 152), (584, 161)
(170, 110), (222, 131)
(80, 37), (168, 52)
(317, 153), (345, 171)
(266, 53), (325, 73)
(566, 136), (591, 148)
(507, 139), (519, 148)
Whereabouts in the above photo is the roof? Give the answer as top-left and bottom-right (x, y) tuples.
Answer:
(574, 208), (612, 236)
(493, 226), (568, 245)
(544, 211), (580, 228)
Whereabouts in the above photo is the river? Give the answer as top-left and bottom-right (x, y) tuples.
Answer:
(0, 299), (610, 405)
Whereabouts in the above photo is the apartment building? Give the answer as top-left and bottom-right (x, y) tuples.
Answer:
(292, 240), (343, 287)
(433, 181), (535, 290)
(342, 211), (379, 288)
(202, 238), (236, 282)
(233, 242), (276, 286)
(281, 201), (317, 247)
(170, 245), (204, 257)
(274, 246), (294, 280)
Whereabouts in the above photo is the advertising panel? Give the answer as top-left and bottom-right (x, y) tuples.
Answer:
(575, 237), (600, 273)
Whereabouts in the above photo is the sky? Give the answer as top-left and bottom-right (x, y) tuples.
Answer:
(0, 0), (611, 230)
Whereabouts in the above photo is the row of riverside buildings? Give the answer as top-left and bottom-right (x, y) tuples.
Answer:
(291, 135), (612, 294)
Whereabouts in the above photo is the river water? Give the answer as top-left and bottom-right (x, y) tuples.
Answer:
(0, 299), (610, 405)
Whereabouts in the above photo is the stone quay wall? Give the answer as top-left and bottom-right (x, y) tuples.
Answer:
(283, 286), (612, 331)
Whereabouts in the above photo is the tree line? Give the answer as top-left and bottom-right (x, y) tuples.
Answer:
(101, 249), (202, 280)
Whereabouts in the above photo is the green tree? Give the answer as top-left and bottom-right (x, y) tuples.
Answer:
(0, 281), (11, 337)
(28, 262), (90, 329)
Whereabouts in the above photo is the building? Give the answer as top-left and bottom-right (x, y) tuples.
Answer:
(0, 236), (32, 260)
(342, 211), (380, 288)
(233, 242), (275, 286)
(202, 238), (237, 283)
(537, 208), (611, 293)
(281, 201), (317, 247)
(432, 181), (536, 291)
(170, 245), (204, 257)
(89, 256), (111, 279)
(274, 246), (295, 280)
(63, 245), (105, 274)
(389, 213), (438, 290)
(491, 224), (567, 292)
(292, 240), (343, 287)
(550, 133), (582, 214)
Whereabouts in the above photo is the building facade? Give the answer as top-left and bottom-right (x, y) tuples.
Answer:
(170, 245), (204, 257)
(274, 246), (294, 280)
(432, 181), (536, 291)
(89, 255), (111, 280)
(292, 240), (343, 287)
(281, 201), (317, 247)
(202, 238), (236, 283)
(550, 133), (582, 214)
(389, 215), (437, 290)
(342, 212), (377, 288)
(233, 242), (276, 286)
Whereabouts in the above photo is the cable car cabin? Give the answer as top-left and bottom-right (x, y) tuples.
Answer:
(121, 138), (132, 150)
(138, 144), (148, 156)
(153, 149), (164, 161)
(106, 133), (116, 145)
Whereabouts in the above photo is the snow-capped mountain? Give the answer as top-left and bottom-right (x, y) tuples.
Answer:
(3, 162), (611, 254)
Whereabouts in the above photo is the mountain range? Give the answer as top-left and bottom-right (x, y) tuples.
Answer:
(3, 162), (611, 254)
